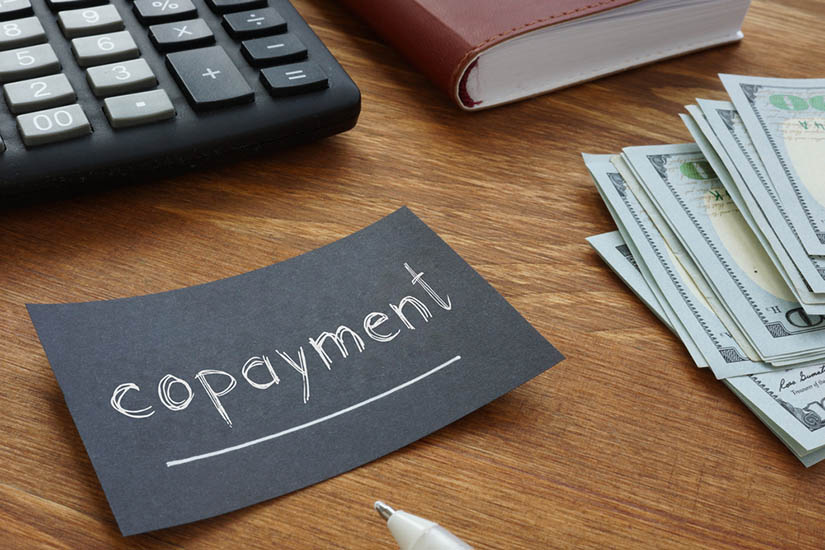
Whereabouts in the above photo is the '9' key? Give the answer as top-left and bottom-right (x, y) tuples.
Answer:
(58, 5), (124, 38)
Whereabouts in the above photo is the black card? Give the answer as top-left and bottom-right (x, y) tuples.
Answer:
(28, 207), (563, 536)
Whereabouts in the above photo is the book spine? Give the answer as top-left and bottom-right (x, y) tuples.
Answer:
(337, 0), (472, 107)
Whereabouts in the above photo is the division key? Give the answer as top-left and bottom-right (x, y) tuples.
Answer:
(222, 7), (285, 38)
(166, 45), (253, 110)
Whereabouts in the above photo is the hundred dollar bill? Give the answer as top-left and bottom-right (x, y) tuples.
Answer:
(586, 231), (673, 330)
(585, 227), (709, 368)
(622, 144), (825, 363)
(613, 152), (760, 362)
(696, 98), (825, 295)
(681, 107), (825, 313)
(585, 156), (708, 369)
(586, 227), (708, 368)
(728, 365), (825, 463)
(588, 229), (825, 466)
(721, 74), (825, 256)
(584, 154), (771, 378)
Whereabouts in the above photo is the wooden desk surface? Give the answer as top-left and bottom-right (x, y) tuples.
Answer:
(2, 1), (822, 548)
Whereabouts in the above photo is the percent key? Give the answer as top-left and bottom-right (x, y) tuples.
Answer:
(133, 0), (197, 24)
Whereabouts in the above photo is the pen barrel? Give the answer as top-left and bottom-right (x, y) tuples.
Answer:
(410, 526), (473, 550)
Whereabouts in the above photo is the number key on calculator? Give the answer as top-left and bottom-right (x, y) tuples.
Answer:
(0, 0), (360, 194)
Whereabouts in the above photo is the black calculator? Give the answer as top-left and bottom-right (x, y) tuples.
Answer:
(0, 0), (360, 193)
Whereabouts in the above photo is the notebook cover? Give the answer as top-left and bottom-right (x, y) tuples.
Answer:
(338, 0), (640, 109)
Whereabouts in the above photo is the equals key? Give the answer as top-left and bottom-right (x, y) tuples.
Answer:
(261, 61), (327, 97)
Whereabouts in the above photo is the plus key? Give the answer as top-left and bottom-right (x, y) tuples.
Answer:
(166, 45), (253, 110)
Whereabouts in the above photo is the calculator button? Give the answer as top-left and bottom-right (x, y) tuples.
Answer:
(59, 5), (124, 38)
(103, 89), (174, 128)
(0, 44), (59, 83)
(0, 16), (45, 50)
(149, 18), (213, 52)
(261, 62), (327, 97)
(222, 8), (285, 38)
(17, 103), (90, 146)
(0, 0), (33, 22)
(241, 33), (305, 67)
(133, 0), (196, 24)
(166, 45), (253, 110)
(47, 0), (107, 12)
(205, 0), (264, 14)
(71, 30), (139, 67)
(86, 58), (156, 97)
(4, 73), (75, 113)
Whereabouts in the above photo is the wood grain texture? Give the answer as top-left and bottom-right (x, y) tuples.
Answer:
(2, 1), (823, 548)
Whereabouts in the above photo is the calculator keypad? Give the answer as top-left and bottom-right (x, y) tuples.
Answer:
(261, 61), (325, 96)
(0, 16), (46, 49)
(86, 58), (156, 96)
(71, 30), (138, 66)
(133, 0), (196, 24)
(1, 0), (337, 150)
(205, 0), (263, 14)
(16, 103), (90, 145)
(4, 72), (75, 113)
(222, 7), (284, 38)
(46, 0), (107, 12)
(149, 18), (213, 51)
(58, 5), (124, 38)
(0, 0), (33, 21)
(241, 33), (304, 66)
(102, 88), (174, 127)
(0, 43), (60, 82)
(167, 45), (252, 109)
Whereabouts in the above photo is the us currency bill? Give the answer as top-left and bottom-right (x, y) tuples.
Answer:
(680, 106), (825, 313)
(584, 154), (771, 378)
(582, 73), (825, 465)
(588, 229), (825, 466)
(585, 230), (672, 330)
(695, 98), (825, 295)
(721, 74), (825, 256)
(611, 152), (762, 363)
(622, 144), (825, 364)
(585, 156), (708, 369)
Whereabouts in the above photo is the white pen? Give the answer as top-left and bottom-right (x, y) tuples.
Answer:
(374, 501), (473, 550)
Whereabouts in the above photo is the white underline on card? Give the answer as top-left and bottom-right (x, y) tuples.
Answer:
(165, 355), (462, 467)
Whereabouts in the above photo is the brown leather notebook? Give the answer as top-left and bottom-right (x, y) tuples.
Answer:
(339, 0), (751, 111)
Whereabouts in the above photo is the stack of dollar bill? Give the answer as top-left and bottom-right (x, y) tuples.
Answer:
(584, 75), (825, 467)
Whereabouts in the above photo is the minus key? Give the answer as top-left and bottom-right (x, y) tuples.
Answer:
(242, 34), (306, 67)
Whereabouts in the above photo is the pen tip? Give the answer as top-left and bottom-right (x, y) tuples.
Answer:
(374, 501), (395, 521)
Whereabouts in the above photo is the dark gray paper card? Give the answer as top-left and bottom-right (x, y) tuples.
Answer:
(28, 207), (563, 536)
